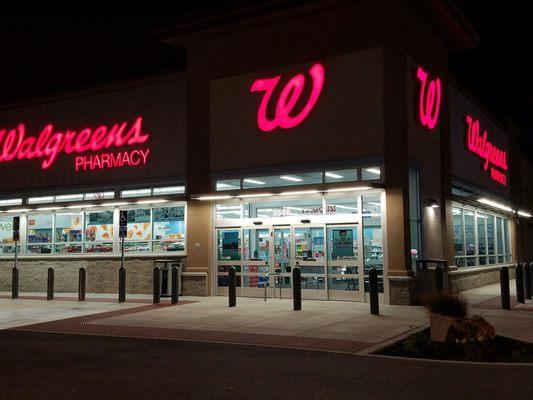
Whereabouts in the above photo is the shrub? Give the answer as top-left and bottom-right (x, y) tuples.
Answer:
(421, 293), (469, 318)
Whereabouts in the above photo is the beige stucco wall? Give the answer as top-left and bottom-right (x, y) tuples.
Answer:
(185, 201), (213, 294)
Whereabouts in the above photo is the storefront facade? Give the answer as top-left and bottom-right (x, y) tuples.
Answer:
(1, 0), (531, 303)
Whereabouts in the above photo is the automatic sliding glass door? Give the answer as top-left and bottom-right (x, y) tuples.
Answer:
(294, 225), (327, 300)
(326, 224), (362, 301)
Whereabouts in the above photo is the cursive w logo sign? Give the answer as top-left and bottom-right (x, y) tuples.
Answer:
(416, 66), (442, 130)
(251, 63), (325, 132)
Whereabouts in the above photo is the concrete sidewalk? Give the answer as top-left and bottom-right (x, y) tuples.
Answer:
(3, 282), (533, 352)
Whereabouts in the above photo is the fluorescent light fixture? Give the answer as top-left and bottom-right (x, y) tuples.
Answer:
(103, 202), (130, 207)
(518, 210), (532, 218)
(55, 194), (84, 202)
(334, 205), (358, 211)
(326, 186), (371, 193)
(243, 179), (266, 185)
(197, 195), (233, 201)
(279, 190), (320, 196)
(153, 186), (185, 195)
(136, 199), (169, 205)
(280, 175), (303, 182)
(6, 208), (30, 213)
(28, 196), (54, 204)
(66, 204), (96, 209)
(36, 206), (64, 211)
(0, 198), (23, 206)
(477, 198), (513, 213)
(238, 193), (273, 198)
(325, 172), (343, 179)
(121, 188), (151, 198)
(365, 168), (381, 175)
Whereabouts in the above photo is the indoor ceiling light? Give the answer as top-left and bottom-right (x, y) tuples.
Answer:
(477, 198), (513, 213)
(365, 168), (381, 175)
(66, 204), (96, 209)
(279, 175), (303, 182)
(196, 195), (233, 201)
(279, 190), (320, 196)
(6, 208), (31, 213)
(136, 199), (169, 204)
(36, 206), (64, 211)
(0, 198), (23, 206)
(325, 172), (343, 179)
(243, 179), (266, 185)
(103, 202), (130, 207)
(326, 186), (370, 193)
(238, 193), (273, 198)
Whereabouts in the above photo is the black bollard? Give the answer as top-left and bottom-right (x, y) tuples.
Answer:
(524, 264), (532, 300)
(171, 266), (179, 304)
(500, 266), (511, 310)
(118, 266), (126, 303)
(11, 267), (19, 299)
(153, 267), (161, 304)
(516, 264), (525, 304)
(47, 268), (54, 301)
(78, 268), (86, 302)
(228, 266), (236, 307)
(293, 266), (301, 311)
(369, 268), (379, 315)
(530, 262), (533, 300)
(435, 265), (444, 292)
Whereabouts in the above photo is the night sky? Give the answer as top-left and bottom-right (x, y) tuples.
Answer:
(1, 2), (531, 159)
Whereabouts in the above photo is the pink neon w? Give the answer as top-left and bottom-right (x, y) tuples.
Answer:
(416, 66), (441, 130)
(251, 63), (325, 132)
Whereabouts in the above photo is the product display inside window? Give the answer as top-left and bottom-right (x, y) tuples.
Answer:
(0, 204), (186, 257)
(362, 195), (383, 292)
(452, 205), (511, 268)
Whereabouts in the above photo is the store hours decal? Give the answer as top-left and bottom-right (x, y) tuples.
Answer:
(0, 116), (151, 172)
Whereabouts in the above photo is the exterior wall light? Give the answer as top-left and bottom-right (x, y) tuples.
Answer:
(426, 198), (439, 208)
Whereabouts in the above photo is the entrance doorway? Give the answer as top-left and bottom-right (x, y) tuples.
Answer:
(216, 222), (363, 301)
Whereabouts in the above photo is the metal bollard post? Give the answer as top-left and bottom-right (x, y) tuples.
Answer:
(435, 265), (444, 292)
(118, 266), (126, 303)
(500, 266), (510, 310)
(78, 268), (86, 302)
(369, 268), (379, 315)
(516, 264), (525, 304)
(11, 267), (19, 299)
(524, 264), (532, 300)
(153, 267), (161, 304)
(293, 266), (301, 311)
(171, 266), (179, 304)
(47, 268), (54, 301)
(228, 266), (236, 307)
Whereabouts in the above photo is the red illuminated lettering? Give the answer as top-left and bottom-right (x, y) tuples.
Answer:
(416, 66), (441, 130)
(251, 63), (325, 132)
(465, 115), (508, 186)
(0, 116), (149, 170)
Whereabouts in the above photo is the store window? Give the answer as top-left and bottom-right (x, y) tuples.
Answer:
(26, 214), (53, 254)
(124, 208), (152, 253)
(152, 207), (185, 252)
(55, 213), (83, 254)
(453, 205), (512, 268)
(408, 169), (421, 269)
(0, 216), (17, 254)
(362, 167), (381, 181)
(325, 196), (358, 215)
(85, 211), (114, 253)
(246, 198), (323, 219)
(362, 195), (383, 292)
(324, 169), (358, 183)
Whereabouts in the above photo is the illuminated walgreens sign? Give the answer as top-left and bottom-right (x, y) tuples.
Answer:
(465, 115), (508, 186)
(0, 116), (150, 171)
(416, 66), (442, 130)
(251, 63), (325, 132)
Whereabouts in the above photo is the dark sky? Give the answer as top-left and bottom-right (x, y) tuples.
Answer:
(1, 2), (532, 159)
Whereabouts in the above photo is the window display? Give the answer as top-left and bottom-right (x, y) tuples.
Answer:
(85, 211), (114, 253)
(153, 207), (185, 252)
(26, 214), (53, 254)
(0, 216), (17, 254)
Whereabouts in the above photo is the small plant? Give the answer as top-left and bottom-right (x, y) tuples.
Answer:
(421, 293), (469, 318)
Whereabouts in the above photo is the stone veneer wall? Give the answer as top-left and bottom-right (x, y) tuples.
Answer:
(448, 265), (516, 293)
(388, 277), (417, 305)
(0, 257), (207, 296)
